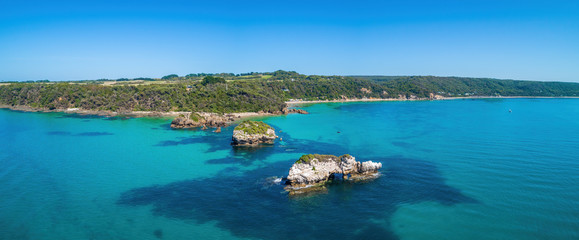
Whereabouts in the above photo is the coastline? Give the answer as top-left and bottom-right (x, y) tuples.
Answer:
(285, 96), (579, 105)
(2, 95), (578, 119)
(0, 104), (278, 120)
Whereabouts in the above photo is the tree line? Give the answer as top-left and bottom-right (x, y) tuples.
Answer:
(0, 71), (577, 113)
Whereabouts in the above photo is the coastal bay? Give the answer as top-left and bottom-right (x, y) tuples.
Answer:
(3, 0), (578, 239)
(1, 98), (578, 239)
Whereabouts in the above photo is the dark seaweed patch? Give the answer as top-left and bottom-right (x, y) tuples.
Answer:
(104, 116), (131, 121)
(57, 113), (106, 120)
(75, 132), (114, 136)
(118, 156), (476, 240)
(47, 131), (114, 136)
(46, 131), (72, 136)
(153, 229), (163, 239)
(155, 122), (352, 166)
(392, 141), (413, 148)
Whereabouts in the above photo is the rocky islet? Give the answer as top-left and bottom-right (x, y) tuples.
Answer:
(172, 111), (382, 195)
(231, 120), (278, 146)
(284, 154), (382, 194)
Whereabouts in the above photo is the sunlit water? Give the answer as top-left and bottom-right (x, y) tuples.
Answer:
(1, 98), (578, 240)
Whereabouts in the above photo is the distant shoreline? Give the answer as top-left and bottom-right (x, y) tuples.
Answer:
(285, 96), (579, 105)
(2, 96), (578, 119)
(0, 104), (279, 120)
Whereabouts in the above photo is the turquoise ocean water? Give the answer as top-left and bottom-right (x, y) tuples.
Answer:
(0, 98), (578, 240)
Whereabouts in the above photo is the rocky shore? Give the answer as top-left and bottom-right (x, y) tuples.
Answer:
(170, 108), (308, 129)
(231, 120), (278, 146)
(282, 108), (309, 114)
(0, 104), (190, 118)
(171, 113), (237, 128)
(285, 154), (382, 194)
(0, 104), (308, 126)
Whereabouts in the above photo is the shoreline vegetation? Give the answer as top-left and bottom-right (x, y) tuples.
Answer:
(0, 103), (279, 119)
(285, 95), (579, 105)
(1, 71), (578, 119)
(2, 95), (577, 120)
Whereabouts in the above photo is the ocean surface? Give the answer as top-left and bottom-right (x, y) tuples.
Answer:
(1, 98), (578, 240)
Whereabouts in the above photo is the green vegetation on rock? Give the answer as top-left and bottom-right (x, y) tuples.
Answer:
(188, 112), (201, 122)
(296, 154), (335, 164)
(296, 154), (354, 164)
(234, 120), (273, 135)
(354, 75), (579, 98)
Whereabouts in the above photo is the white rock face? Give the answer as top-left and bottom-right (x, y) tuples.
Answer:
(286, 154), (382, 187)
(360, 161), (382, 173)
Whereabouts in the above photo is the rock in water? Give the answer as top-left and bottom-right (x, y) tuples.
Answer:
(170, 114), (200, 129)
(292, 109), (309, 114)
(282, 108), (309, 114)
(214, 127), (221, 133)
(285, 154), (382, 190)
(231, 120), (277, 146)
(171, 113), (234, 129)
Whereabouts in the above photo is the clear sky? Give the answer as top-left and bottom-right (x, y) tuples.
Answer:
(1, 0), (578, 82)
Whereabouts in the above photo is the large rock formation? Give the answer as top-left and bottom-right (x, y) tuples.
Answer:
(171, 113), (235, 129)
(170, 108), (307, 130)
(281, 108), (309, 115)
(231, 120), (278, 146)
(170, 114), (202, 128)
(285, 154), (382, 190)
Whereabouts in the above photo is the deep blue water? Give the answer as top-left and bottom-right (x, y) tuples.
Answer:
(1, 99), (578, 240)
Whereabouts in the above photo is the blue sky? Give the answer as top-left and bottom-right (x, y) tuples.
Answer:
(0, 0), (578, 82)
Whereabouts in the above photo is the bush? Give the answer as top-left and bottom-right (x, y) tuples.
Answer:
(201, 76), (226, 85)
(234, 121), (273, 135)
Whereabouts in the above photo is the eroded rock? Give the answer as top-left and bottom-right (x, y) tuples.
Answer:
(285, 154), (382, 191)
(282, 108), (309, 115)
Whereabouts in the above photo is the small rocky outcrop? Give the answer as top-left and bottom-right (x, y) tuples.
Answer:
(171, 113), (235, 129)
(285, 154), (382, 191)
(281, 108), (309, 115)
(170, 114), (202, 129)
(231, 120), (277, 146)
(290, 109), (309, 114)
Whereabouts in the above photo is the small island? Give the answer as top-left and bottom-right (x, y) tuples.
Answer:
(231, 120), (278, 146)
(285, 154), (382, 194)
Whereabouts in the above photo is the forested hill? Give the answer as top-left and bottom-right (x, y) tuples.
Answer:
(354, 75), (579, 97)
(0, 71), (578, 113)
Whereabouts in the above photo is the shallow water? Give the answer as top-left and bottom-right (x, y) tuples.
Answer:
(1, 98), (578, 240)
